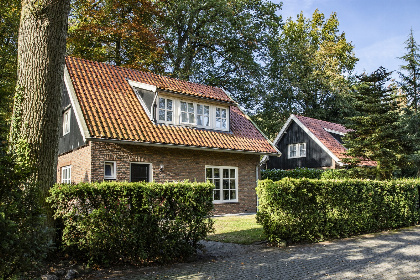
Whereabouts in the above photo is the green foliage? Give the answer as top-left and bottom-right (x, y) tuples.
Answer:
(261, 168), (324, 180)
(158, 0), (282, 110)
(257, 9), (357, 138)
(0, 0), (20, 135)
(0, 128), (52, 279)
(344, 67), (412, 179)
(256, 178), (420, 245)
(47, 181), (214, 265)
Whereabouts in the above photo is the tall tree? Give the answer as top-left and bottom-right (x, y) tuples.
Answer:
(398, 28), (420, 113)
(0, 0), (20, 136)
(9, 0), (71, 224)
(158, 0), (282, 109)
(67, 0), (164, 71)
(344, 68), (411, 179)
(258, 10), (357, 138)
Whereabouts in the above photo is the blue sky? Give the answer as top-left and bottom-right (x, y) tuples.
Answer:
(276, 0), (420, 80)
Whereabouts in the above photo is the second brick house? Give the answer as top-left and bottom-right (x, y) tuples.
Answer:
(58, 57), (279, 214)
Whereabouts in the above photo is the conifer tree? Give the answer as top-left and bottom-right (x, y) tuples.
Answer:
(344, 68), (410, 179)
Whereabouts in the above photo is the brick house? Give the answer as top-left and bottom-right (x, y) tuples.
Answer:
(261, 114), (376, 170)
(58, 57), (279, 214)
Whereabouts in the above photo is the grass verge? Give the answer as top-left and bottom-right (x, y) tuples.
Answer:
(205, 214), (266, 245)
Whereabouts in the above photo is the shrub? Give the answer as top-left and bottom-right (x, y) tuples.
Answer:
(256, 178), (420, 244)
(0, 140), (52, 279)
(261, 168), (324, 181)
(47, 181), (214, 265)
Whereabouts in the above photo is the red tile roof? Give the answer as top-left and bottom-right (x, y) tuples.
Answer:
(295, 115), (376, 166)
(65, 56), (278, 154)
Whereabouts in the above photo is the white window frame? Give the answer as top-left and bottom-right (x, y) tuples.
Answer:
(158, 97), (174, 124)
(205, 165), (238, 203)
(63, 108), (71, 135)
(288, 143), (306, 159)
(156, 94), (229, 131)
(196, 103), (210, 128)
(215, 107), (228, 130)
(61, 165), (71, 184)
(104, 161), (116, 180)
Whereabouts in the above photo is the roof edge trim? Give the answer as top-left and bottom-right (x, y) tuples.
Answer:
(87, 137), (279, 156)
(64, 66), (90, 141)
(324, 128), (346, 136)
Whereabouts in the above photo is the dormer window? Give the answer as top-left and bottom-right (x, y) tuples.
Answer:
(158, 97), (173, 123)
(155, 94), (229, 131)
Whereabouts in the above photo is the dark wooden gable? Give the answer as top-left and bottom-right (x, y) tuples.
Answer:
(265, 120), (332, 170)
(58, 86), (86, 155)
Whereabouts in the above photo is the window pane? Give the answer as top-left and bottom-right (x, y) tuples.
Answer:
(159, 98), (165, 109)
(223, 179), (229, 189)
(221, 109), (226, 118)
(105, 164), (112, 176)
(204, 106), (209, 115)
(181, 112), (188, 122)
(223, 190), (230, 200)
(167, 112), (173, 122)
(188, 113), (194, 123)
(214, 179), (220, 189)
(223, 169), (229, 178)
(197, 104), (203, 114)
(159, 109), (165, 121)
(230, 190), (236, 200)
(216, 119), (221, 128)
(230, 179), (235, 189)
(214, 169), (220, 178)
(167, 99), (172, 110)
(206, 168), (212, 178)
(222, 119), (227, 128)
(181, 101), (187, 111)
(230, 169), (235, 178)
(204, 116), (209, 126)
(214, 190), (220, 200)
(197, 115), (203, 125)
(188, 103), (194, 113)
(216, 108), (220, 118)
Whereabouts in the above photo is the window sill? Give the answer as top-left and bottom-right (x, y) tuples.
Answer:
(213, 201), (239, 204)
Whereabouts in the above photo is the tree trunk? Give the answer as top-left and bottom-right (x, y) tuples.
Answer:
(9, 0), (71, 226)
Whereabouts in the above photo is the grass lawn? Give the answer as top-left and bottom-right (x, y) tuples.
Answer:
(205, 214), (266, 245)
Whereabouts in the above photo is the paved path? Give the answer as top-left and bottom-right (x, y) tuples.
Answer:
(88, 226), (420, 279)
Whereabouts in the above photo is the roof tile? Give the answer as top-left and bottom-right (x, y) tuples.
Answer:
(66, 57), (277, 154)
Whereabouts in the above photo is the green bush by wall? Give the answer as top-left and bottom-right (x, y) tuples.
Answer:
(256, 178), (420, 244)
(47, 181), (214, 265)
(261, 168), (324, 181)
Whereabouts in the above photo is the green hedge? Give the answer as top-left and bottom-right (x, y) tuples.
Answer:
(256, 178), (420, 244)
(47, 181), (214, 265)
(261, 168), (324, 181)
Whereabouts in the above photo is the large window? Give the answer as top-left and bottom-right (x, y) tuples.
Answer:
(288, 143), (306, 158)
(104, 161), (116, 180)
(156, 95), (229, 131)
(61, 165), (71, 184)
(63, 108), (71, 135)
(158, 97), (173, 123)
(206, 166), (238, 203)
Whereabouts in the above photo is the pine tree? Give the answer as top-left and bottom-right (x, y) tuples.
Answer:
(344, 68), (409, 179)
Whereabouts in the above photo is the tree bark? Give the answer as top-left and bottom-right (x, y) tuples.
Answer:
(9, 0), (71, 225)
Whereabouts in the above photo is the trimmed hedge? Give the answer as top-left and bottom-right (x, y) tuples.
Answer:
(261, 168), (324, 181)
(256, 178), (420, 244)
(47, 181), (214, 265)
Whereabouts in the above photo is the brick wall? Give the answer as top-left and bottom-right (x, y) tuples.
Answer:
(91, 141), (260, 214)
(57, 143), (91, 183)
